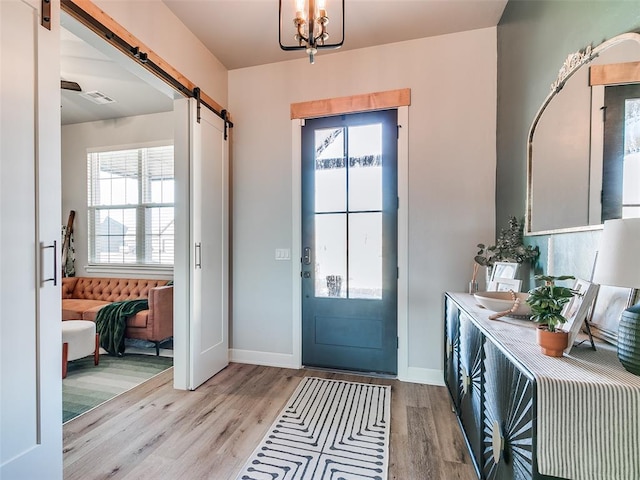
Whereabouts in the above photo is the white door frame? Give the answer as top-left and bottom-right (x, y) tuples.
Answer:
(290, 106), (409, 380)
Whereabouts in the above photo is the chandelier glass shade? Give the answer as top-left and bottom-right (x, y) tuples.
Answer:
(279, 0), (345, 64)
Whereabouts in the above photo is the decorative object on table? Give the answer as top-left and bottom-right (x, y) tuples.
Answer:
(487, 277), (522, 293)
(527, 274), (577, 357)
(474, 290), (531, 317)
(490, 261), (519, 282)
(619, 305), (640, 375)
(587, 285), (640, 344)
(592, 218), (640, 375)
(475, 216), (539, 284)
(469, 262), (479, 294)
(561, 278), (599, 354)
(486, 291), (521, 320)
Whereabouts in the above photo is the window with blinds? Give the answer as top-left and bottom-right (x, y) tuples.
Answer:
(87, 144), (174, 265)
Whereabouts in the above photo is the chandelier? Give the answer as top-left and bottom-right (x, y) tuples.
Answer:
(279, 0), (345, 64)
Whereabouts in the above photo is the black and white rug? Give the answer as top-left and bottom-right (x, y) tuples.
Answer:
(235, 376), (391, 480)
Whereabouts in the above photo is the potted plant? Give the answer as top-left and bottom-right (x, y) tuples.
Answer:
(526, 274), (576, 357)
(474, 216), (539, 282)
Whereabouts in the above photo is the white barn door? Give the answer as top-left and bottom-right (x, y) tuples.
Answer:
(174, 98), (229, 390)
(0, 0), (62, 478)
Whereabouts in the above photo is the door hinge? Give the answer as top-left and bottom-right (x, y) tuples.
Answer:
(397, 266), (399, 279)
(397, 336), (400, 349)
(41, 0), (52, 30)
(397, 124), (401, 139)
(397, 196), (400, 210)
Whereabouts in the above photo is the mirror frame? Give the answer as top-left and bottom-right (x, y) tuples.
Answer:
(526, 32), (640, 236)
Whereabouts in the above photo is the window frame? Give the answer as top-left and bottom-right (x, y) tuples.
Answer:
(86, 140), (175, 271)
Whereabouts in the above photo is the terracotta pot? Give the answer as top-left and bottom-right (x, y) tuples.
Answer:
(536, 327), (568, 357)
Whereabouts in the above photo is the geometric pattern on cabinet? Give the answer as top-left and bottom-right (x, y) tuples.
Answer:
(459, 313), (485, 472)
(482, 341), (535, 480)
(445, 297), (461, 409)
(443, 294), (563, 480)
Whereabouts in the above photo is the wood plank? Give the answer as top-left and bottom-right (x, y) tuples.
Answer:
(61, 0), (229, 121)
(291, 88), (411, 119)
(63, 363), (477, 479)
(590, 61), (640, 86)
(427, 384), (474, 465)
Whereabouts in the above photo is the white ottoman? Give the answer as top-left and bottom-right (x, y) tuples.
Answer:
(62, 320), (99, 378)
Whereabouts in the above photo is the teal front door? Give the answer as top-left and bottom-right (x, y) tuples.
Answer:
(301, 109), (398, 375)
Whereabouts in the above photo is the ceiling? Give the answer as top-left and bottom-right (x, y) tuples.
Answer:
(162, 0), (508, 70)
(60, 0), (508, 124)
(60, 27), (173, 125)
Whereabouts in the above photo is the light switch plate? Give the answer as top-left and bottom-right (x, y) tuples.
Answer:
(275, 248), (291, 260)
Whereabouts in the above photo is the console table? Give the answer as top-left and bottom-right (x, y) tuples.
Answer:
(444, 292), (640, 480)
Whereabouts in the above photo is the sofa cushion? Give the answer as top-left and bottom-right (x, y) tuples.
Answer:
(81, 302), (112, 321)
(126, 310), (149, 329)
(62, 299), (110, 321)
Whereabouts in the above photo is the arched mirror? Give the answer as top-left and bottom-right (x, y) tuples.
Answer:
(527, 32), (640, 235)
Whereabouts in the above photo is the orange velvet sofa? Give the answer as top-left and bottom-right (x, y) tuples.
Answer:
(61, 277), (173, 354)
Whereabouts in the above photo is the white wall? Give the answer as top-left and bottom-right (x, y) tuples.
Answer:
(93, 0), (228, 110)
(61, 111), (174, 278)
(228, 28), (497, 378)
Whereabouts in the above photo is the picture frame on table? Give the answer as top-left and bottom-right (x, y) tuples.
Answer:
(562, 278), (600, 354)
(488, 277), (522, 293)
(490, 262), (519, 283)
(587, 285), (640, 344)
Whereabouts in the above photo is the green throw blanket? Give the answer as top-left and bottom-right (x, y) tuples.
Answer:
(95, 299), (149, 356)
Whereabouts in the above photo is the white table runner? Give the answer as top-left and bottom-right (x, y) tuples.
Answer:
(449, 292), (640, 480)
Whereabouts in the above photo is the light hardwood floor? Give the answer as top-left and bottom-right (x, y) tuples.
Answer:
(63, 363), (475, 479)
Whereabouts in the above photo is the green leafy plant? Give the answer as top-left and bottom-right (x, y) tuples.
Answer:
(526, 275), (576, 332)
(475, 217), (539, 268)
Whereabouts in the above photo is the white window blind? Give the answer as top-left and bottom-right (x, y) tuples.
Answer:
(87, 144), (174, 266)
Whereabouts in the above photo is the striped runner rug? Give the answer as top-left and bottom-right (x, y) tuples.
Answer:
(235, 376), (391, 480)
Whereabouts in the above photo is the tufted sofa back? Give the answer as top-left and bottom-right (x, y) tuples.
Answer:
(62, 277), (169, 302)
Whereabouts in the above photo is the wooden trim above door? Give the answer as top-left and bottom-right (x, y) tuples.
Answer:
(291, 88), (411, 119)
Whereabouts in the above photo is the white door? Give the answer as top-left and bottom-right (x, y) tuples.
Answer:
(174, 98), (229, 390)
(1, 0), (62, 478)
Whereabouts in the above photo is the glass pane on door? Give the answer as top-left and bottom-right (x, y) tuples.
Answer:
(315, 128), (346, 213)
(349, 212), (382, 299)
(348, 124), (382, 211)
(315, 213), (347, 298)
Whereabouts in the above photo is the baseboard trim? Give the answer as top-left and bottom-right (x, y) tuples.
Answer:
(398, 366), (445, 386)
(229, 349), (300, 370)
(230, 350), (444, 386)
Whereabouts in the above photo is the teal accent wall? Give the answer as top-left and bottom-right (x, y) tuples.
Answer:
(497, 1), (640, 287)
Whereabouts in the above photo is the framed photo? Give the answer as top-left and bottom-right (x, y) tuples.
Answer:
(562, 279), (599, 354)
(588, 285), (640, 344)
(488, 277), (522, 293)
(490, 262), (519, 283)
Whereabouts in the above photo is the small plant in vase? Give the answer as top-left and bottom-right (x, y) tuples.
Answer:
(474, 216), (539, 284)
(526, 274), (576, 357)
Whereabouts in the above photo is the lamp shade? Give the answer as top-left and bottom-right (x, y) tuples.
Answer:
(592, 218), (640, 289)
